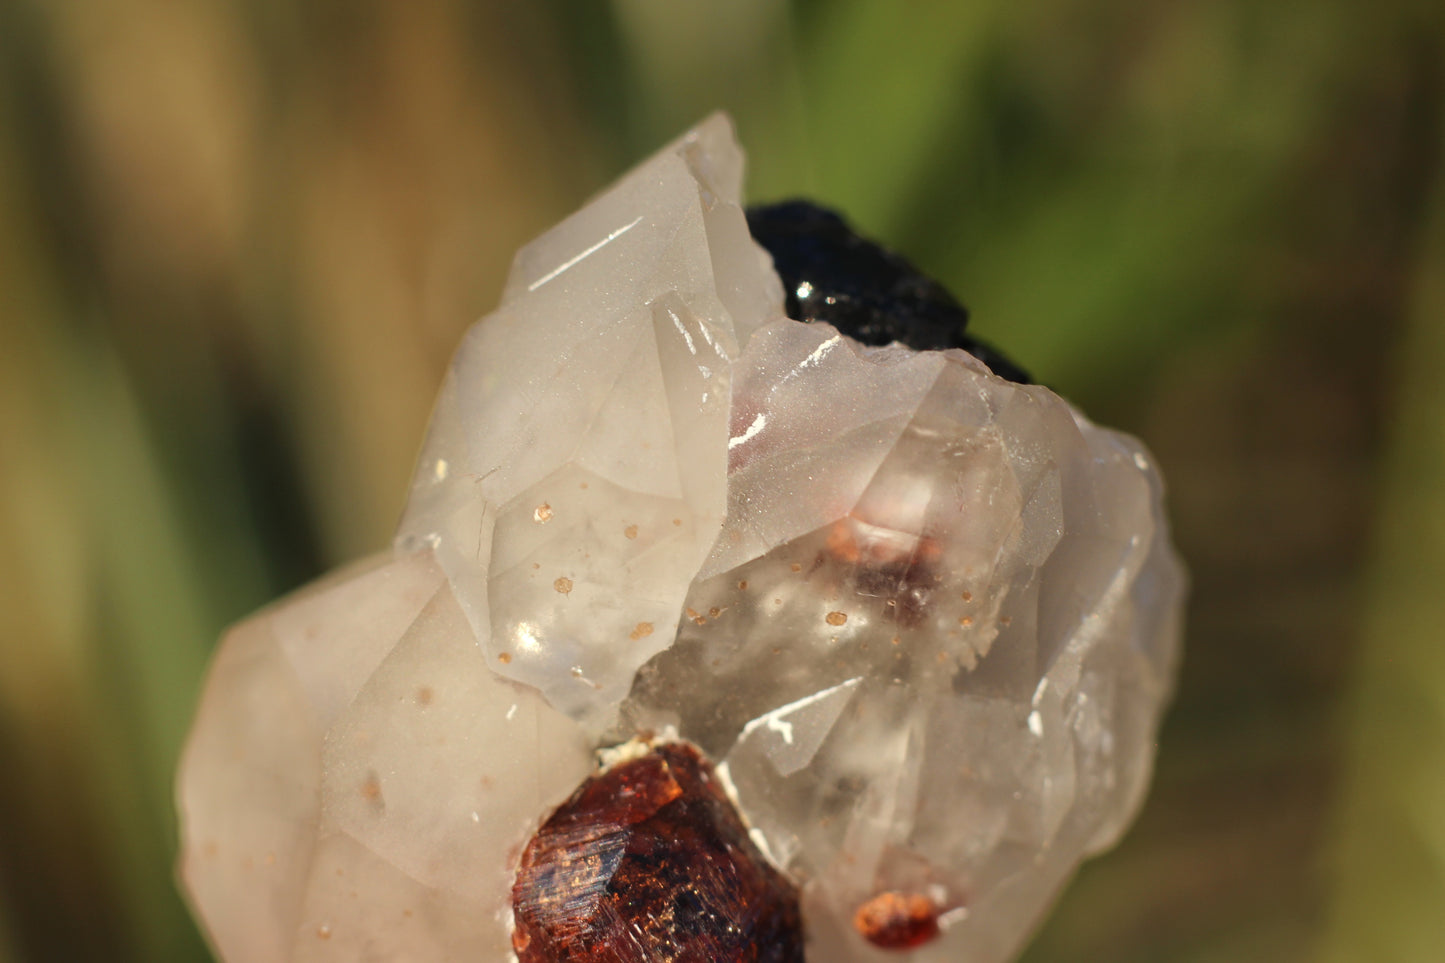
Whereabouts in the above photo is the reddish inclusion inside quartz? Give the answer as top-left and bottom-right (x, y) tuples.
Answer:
(511, 742), (804, 962)
(852, 891), (942, 950)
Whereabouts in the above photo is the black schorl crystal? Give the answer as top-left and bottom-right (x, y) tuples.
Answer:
(746, 200), (1030, 384)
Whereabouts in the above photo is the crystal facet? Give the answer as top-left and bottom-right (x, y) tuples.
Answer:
(745, 200), (1030, 383)
(178, 113), (1184, 963)
(511, 742), (804, 962)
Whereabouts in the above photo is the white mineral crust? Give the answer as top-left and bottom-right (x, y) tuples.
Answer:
(178, 113), (1184, 963)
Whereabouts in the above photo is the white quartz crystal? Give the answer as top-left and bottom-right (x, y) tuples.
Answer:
(623, 320), (1183, 962)
(178, 552), (595, 962)
(178, 113), (1184, 963)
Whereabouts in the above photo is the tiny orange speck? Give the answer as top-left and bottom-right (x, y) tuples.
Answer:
(534, 503), (553, 523)
(498, 652), (513, 664)
(624, 524), (639, 539)
(630, 622), (654, 641)
(826, 611), (848, 626)
(554, 576), (573, 595)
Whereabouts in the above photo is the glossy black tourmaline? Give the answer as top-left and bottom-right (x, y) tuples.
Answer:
(746, 201), (1030, 384)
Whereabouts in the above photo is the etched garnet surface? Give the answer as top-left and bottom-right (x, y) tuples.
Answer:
(511, 742), (804, 962)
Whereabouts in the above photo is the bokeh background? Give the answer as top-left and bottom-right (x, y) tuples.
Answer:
(2, 1), (1443, 961)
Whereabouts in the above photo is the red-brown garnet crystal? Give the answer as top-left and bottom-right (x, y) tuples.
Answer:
(511, 742), (804, 962)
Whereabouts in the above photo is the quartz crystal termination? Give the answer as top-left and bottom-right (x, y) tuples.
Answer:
(176, 112), (1185, 963)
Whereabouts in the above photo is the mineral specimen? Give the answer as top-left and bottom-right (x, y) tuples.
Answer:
(177, 113), (1184, 963)
(744, 200), (1030, 383)
(852, 892), (942, 951)
(511, 742), (804, 962)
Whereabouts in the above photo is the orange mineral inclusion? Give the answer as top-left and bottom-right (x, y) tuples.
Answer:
(853, 890), (942, 950)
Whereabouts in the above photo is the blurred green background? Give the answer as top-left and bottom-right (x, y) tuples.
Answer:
(2, 1), (1443, 961)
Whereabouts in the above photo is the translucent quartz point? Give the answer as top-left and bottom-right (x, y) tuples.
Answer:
(395, 113), (781, 725)
(177, 113), (1184, 963)
(625, 338), (1182, 961)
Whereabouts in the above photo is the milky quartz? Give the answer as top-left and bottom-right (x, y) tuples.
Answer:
(178, 114), (1184, 963)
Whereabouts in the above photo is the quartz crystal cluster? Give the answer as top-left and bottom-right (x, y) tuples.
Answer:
(177, 113), (1184, 963)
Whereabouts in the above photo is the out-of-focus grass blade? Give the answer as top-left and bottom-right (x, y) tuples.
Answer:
(0, 40), (217, 960)
(951, 168), (1246, 393)
(73, 335), (218, 956)
(1317, 107), (1445, 963)
(780, 0), (1003, 236)
(924, 0), (1353, 395)
(0, 914), (16, 963)
(607, 0), (815, 195)
(0, 308), (217, 962)
(607, 0), (1005, 233)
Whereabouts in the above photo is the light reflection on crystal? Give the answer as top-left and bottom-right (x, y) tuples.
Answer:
(177, 113), (1183, 963)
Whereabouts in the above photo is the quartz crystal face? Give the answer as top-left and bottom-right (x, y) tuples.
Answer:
(177, 113), (1185, 963)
